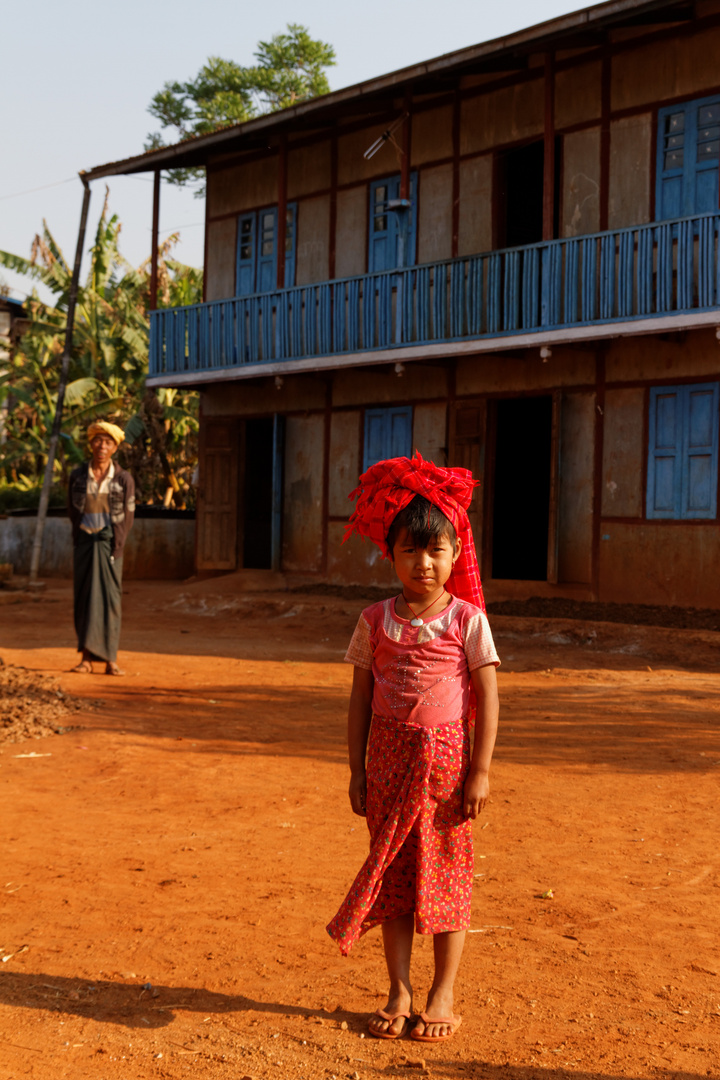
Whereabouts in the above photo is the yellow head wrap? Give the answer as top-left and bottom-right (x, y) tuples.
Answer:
(87, 420), (125, 447)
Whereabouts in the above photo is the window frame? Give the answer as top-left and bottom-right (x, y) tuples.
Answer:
(656, 94), (720, 221)
(368, 173), (418, 274)
(646, 381), (719, 520)
(235, 202), (297, 296)
(363, 406), (413, 472)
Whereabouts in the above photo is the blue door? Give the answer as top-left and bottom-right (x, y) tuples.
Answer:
(236, 204), (297, 295)
(368, 174), (417, 273)
(656, 96), (720, 220)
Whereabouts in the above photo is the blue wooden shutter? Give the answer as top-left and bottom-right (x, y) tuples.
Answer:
(369, 177), (398, 273)
(363, 406), (413, 470)
(647, 383), (719, 519)
(257, 207), (278, 293)
(236, 212), (256, 296)
(647, 387), (681, 517)
(656, 96), (720, 220)
(683, 383), (719, 518)
(284, 203), (297, 288)
(368, 174), (417, 273)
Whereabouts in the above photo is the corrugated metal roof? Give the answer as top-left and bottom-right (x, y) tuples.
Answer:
(83, 0), (691, 179)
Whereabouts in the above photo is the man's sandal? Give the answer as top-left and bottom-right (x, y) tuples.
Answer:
(105, 662), (125, 676)
(368, 1008), (412, 1040)
(410, 1013), (462, 1042)
(71, 660), (93, 674)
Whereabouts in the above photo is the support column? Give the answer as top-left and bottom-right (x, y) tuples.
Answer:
(149, 169), (160, 310)
(452, 90), (461, 258)
(600, 51), (611, 232)
(400, 92), (412, 199)
(543, 51), (556, 242)
(276, 136), (288, 289)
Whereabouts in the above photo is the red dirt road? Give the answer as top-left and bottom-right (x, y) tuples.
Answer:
(1, 577), (720, 1080)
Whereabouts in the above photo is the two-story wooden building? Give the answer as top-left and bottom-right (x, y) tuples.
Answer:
(87, 0), (720, 607)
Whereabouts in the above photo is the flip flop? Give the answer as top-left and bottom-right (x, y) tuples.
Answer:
(71, 660), (93, 674)
(410, 1012), (462, 1042)
(368, 1008), (411, 1040)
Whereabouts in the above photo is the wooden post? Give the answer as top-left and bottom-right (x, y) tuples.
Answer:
(400, 92), (412, 199)
(277, 136), (288, 289)
(329, 128), (338, 279)
(150, 169), (160, 310)
(543, 51), (556, 242)
(600, 52), (611, 232)
(29, 176), (92, 586)
(452, 90), (461, 258)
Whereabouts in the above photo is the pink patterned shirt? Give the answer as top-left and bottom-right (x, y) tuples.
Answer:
(345, 596), (499, 728)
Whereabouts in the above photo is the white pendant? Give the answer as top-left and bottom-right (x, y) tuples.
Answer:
(410, 617), (423, 627)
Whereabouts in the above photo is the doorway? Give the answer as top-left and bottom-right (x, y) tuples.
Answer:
(496, 138), (560, 248)
(491, 397), (552, 580)
(242, 418), (274, 569)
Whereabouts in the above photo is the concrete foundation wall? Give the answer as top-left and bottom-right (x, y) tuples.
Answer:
(0, 517), (195, 579)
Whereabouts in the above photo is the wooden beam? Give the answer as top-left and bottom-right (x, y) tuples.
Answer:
(600, 51), (611, 232)
(149, 169), (160, 311)
(400, 92), (412, 199)
(543, 51), (556, 242)
(276, 135), (288, 289)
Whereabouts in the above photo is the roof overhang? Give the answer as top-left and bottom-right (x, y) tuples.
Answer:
(85, 0), (693, 180)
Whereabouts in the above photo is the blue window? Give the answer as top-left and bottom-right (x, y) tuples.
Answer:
(656, 96), (720, 220)
(236, 204), (296, 296)
(363, 406), (413, 471)
(646, 383), (719, 519)
(368, 174), (417, 273)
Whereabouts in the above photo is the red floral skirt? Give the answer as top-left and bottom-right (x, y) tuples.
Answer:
(327, 714), (474, 955)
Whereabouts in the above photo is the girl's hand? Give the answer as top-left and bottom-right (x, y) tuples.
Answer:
(349, 771), (367, 817)
(463, 770), (490, 819)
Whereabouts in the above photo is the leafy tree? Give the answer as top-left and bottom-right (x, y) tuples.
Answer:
(146, 23), (335, 189)
(0, 192), (202, 509)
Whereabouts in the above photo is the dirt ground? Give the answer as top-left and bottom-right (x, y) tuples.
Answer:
(1, 576), (719, 1080)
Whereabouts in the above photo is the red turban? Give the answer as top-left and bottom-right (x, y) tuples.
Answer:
(344, 451), (485, 613)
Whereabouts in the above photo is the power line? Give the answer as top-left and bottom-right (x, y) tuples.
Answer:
(0, 177), (78, 202)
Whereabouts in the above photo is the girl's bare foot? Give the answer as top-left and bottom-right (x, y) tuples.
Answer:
(367, 985), (413, 1039)
(411, 988), (459, 1040)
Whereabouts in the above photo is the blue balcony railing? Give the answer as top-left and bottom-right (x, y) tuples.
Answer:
(149, 212), (720, 377)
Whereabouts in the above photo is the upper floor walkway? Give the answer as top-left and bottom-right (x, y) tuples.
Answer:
(148, 211), (720, 386)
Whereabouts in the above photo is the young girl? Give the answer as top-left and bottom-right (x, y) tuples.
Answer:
(327, 452), (500, 1044)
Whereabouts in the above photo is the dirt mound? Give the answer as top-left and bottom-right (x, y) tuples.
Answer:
(0, 659), (87, 743)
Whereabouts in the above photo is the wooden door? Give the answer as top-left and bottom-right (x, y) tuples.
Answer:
(196, 419), (239, 571)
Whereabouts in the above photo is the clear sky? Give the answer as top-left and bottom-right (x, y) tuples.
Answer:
(1, 0), (587, 302)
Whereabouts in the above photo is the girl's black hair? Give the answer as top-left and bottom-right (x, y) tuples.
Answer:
(386, 494), (457, 555)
